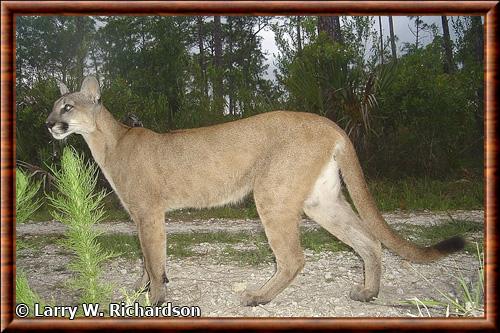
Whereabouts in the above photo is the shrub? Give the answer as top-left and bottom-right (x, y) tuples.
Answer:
(47, 147), (116, 303)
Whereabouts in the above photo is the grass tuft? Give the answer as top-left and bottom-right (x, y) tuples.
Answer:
(16, 168), (43, 224)
(403, 243), (484, 317)
(16, 269), (44, 316)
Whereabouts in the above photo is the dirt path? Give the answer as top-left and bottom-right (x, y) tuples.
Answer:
(17, 210), (484, 317)
(17, 210), (484, 236)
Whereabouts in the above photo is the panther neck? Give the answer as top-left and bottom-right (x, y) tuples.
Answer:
(82, 105), (128, 168)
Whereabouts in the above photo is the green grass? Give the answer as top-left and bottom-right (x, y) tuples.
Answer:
(301, 229), (351, 253)
(16, 269), (44, 314)
(90, 229), (349, 265)
(18, 218), (483, 265)
(96, 234), (139, 259)
(397, 219), (483, 253)
(369, 178), (483, 211)
(27, 178), (483, 223)
(16, 235), (61, 253)
(30, 205), (52, 221)
(221, 243), (274, 266)
(96, 231), (270, 263)
(93, 219), (482, 264)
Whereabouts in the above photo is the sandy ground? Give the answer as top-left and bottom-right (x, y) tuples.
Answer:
(16, 210), (484, 317)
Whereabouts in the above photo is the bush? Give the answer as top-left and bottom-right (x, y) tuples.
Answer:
(47, 147), (115, 303)
(368, 40), (482, 178)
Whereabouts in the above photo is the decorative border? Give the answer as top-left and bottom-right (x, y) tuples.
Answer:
(1, 1), (497, 331)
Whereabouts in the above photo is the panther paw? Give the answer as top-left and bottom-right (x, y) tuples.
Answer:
(349, 285), (378, 302)
(240, 290), (270, 307)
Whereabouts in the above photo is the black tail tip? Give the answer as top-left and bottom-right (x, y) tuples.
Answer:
(433, 235), (466, 254)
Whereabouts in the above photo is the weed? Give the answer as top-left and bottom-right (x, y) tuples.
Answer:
(47, 147), (116, 304)
(15, 168), (45, 312)
(119, 287), (152, 307)
(404, 297), (450, 317)
(16, 269), (44, 316)
(403, 243), (484, 317)
(16, 168), (43, 224)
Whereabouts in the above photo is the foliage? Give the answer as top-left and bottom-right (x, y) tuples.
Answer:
(16, 269), (44, 315)
(285, 35), (395, 151)
(16, 168), (44, 314)
(96, 17), (191, 129)
(370, 39), (481, 178)
(16, 168), (42, 224)
(119, 287), (151, 307)
(47, 147), (115, 303)
(369, 178), (483, 211)
(15, 15), (484, 180)
(403, 16), (439, 52)
(16, 16), (95, 88)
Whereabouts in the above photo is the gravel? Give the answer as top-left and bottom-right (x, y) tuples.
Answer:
(16, 210), (484, 317)
(17, 210), (484, 236)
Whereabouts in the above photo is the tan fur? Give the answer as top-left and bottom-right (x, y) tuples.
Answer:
(46, 76), (464, 306)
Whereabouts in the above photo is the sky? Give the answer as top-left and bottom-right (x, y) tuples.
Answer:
(258, 16), (453, 80)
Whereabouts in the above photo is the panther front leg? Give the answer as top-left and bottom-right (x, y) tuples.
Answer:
(131, 209), (168, 305)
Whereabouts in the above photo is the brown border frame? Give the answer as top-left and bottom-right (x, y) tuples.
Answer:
(1, 1), (498, 332)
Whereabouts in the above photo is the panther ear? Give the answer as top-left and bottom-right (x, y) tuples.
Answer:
(80, 76), (101, 104)
(59, 82), (69, 96)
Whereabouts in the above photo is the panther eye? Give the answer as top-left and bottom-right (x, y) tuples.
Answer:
(62, 104), (73, 113)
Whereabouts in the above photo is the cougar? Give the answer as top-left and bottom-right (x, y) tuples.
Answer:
(46, 76), (465, 306)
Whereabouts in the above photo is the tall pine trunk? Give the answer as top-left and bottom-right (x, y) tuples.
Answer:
(74, 17), (86, 85)
(378, 16), (384, 64)
(197, 17), (208, 97)
(470, 16), (484, 159)
(441, 16), (455, 73)
(317, 16), (343, 120)
(388, 16), (397, 62)
(213, 16), (224, 114)
(317, 16), (342, 44)
(296, 16), (302, 52)
(227, 17), (234, 115)
(471, 16), (484, 65)
(409, 16), (422, 50)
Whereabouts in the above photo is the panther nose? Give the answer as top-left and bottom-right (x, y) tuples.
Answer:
(45, 121), (55, 129)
